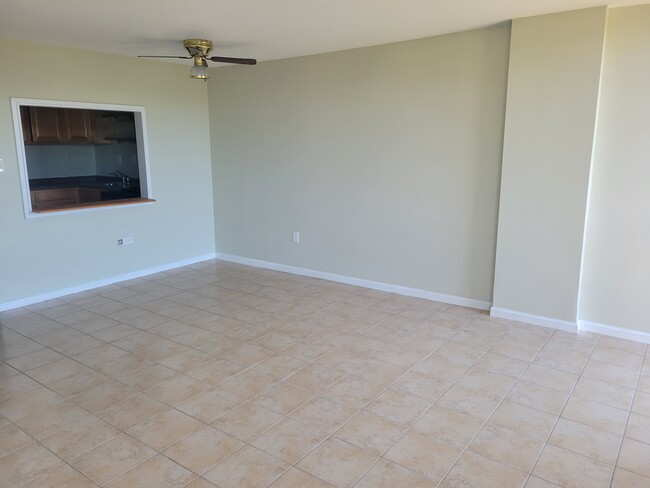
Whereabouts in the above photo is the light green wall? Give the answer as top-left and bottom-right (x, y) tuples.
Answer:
(492, 8), (607, 322)
(579, 5), (650, 333)
(209, 26), (511, 303)
(0, 38), (215, 303)
(4, 6), (649, 337)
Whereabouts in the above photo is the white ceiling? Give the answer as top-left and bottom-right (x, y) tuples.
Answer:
(0, 0), (644, 64)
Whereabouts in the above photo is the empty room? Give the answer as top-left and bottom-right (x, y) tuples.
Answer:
(1, 1), (649, 487)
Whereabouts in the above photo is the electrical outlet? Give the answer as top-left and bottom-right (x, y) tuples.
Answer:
(117, 237), (134, 246)
(0, 159), (4, 172)
(292, 231), (300, 244)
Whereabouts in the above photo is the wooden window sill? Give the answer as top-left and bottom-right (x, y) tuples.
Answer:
(32, 198), (156, 213)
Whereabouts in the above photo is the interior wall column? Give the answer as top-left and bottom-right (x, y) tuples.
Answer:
(491, 7), (608, 329)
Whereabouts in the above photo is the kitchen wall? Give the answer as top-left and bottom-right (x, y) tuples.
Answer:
(25, 144), (97, 179)
(0, 37), (215, 305)
(579, 5), (650, 334)
(95, 143), (139, 178)
(209, 25), (510, 306)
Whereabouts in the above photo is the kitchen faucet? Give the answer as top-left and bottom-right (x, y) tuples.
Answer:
(110, 171), (130, 188)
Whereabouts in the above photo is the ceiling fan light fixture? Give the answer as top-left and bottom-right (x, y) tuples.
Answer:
(190, 58), (209, 80)
(138, 38), (256, 79)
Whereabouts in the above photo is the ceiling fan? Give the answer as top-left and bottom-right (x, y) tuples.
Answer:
(139, 39), (256, 80)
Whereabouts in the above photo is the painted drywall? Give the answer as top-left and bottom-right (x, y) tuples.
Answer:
(0, 37), (215, 304)
(209, 26), (510, 304)
(492, 7), (607, 322)
(579, 5), (650, 333)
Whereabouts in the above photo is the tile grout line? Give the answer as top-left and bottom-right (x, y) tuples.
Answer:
(430, 320), (557, 488)
(4, 262), (650, 487)
(523, 331), (604, 487)
(606, 350), (647, 487)
(346, 313), (526, 487)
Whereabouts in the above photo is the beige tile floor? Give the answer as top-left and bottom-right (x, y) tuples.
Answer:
(0, 259), (649, 487)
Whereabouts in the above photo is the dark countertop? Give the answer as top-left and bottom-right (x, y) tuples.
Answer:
(29, 175), (140, 191)
(29, 175), (141, 200)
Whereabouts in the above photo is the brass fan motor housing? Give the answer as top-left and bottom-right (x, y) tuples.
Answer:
(183, 39), (213, 57)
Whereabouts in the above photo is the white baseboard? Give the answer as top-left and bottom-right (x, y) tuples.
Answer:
(490, 307), (578, 333)
(0, 253), (217, 312)
(579, 320), (650, 345)
(214, 252), (491, 310)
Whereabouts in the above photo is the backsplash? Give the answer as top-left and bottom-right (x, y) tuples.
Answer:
(25, 145), (97, 179)
(25, 143), (138, 179)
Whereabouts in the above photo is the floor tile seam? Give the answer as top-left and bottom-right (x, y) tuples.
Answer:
(75, 440), (159, 487)
(524, 330), (604, 487)
(0, 330), (49, 354)
(0, 375), (48, 404)
(606, 349), (646, 485)
(341, 439), (384, 488)
(86, 318), (275, 382)
(0, 414), (70, 462)
(154, 352), (298, 411)
(19, 322), (99, 348)
(420, 322), (547, 487)
(18, 340), (122, 377)
(1, 315), (68, 334)
(172, 391), (250, 426)
(6, 427), (101, 488)
(316, 313), (456, 404)
(33, 336), (107, 358)
(12, 461), (94, 488)
(323, 317), (519, 486)
(37, 418), (123, 462)
(124, 409), (208, 451)
(20, 355), (119, 396)
(582, 356), (645, 382)
(209, 404), (285, 445)
(117, 442), (217, 485)
(71, 411), (207, 484)
(241, 320), (467, 484)
(2, 386), (83, 424)
(8, 272), (644, 486)
(273, 430), (378, 487)
(84, 305), (462, 431)
(174, 424), (274, 479)
(91, 384), (176, 416)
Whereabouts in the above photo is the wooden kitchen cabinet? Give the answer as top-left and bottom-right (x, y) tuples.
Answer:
(31, 187), (107, 210)
(78, 188), (102, 202)
(62, 109), (93, 143)
(29, 106), (63, 143)
(92, 112), (117, 144)
(24, 107), (93, 144)
(20, 106), (33, 143)
(31, 188), (80, 210)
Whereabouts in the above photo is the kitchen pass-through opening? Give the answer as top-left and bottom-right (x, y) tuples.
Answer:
(11, 98), (154, 218)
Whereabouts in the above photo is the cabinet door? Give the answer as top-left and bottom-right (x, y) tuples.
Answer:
(20, 106), (33, 143)
(92, 112), (117, 144)
(29, 107), (63, 143)
(63, 109), (93, 143)
(78, 188), (102, 203)
(31, 188), (80, 210)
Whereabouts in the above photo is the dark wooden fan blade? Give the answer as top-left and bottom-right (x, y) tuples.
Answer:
(208, 56), (257, 65)
(138, 55), (192, 59)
